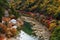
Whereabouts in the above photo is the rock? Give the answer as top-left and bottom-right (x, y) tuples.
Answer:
(9, 19), (17, 24)
(12, 26), (17, 29)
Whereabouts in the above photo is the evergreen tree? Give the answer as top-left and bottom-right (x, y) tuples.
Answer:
(0, 0), (9, 22)
(50, 26), (60, 40)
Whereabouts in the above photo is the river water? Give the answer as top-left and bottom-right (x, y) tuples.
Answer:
(8, 30), (38, 40)
(16, 30), (38, 40)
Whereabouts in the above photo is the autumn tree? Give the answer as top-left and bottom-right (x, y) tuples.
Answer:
(8, 0), (60, 19)
(46, 0), (60, 19)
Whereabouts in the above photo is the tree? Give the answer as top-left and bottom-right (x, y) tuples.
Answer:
(8, 0), (60, 19)
(0, 0), (9, 22)
(50, 26), (60, 40)
(10, 6), (20, 18)
(47, 0), (60, 18)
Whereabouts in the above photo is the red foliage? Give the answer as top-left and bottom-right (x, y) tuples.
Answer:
(0, 37), (5, 40)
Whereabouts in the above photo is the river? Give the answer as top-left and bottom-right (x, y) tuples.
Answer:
(16, 30), (38, 40)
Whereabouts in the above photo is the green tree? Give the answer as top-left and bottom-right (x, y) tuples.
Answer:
(0, 0), (9, 22)
(10, 6), (20, 18)
(50, 26), (60, 40)
(0, 7), (4, 22)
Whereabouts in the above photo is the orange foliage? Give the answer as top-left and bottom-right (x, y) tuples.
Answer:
(0, 37), (4, 40)
(0, 23), (7, 32)
(8, 23), (14, 28)
(2, 17), (11, 22)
